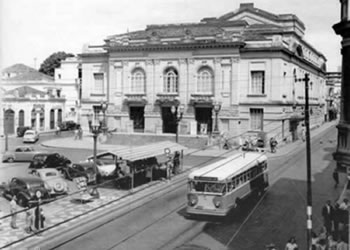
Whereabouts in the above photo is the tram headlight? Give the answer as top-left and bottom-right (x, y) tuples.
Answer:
(187, 194), (198, 206)
(213, 196), (222, 208)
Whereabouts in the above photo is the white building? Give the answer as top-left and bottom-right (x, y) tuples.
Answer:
(64, 3), (328, 144)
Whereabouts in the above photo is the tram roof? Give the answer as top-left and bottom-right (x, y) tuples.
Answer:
(88, 141), (187, 162)
(188, 152), (268, 182)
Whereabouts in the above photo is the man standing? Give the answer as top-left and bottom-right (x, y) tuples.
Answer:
(333, 169), (339, 188)
(10, 196), (18, 229)
(321, 200), (334, 235)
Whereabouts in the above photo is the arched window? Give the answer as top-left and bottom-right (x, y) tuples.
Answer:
(197, 67), (213, 93)
(163, 68), (178, 93)
(19, 110), (25, 127)
(131, 68), (146, 93)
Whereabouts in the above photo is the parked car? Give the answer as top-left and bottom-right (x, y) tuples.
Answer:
(31, 168), (69, 195)
(17, 126), (31, 137)
(23, 130), (39, 143)
(93, 159), (116, 177)
(28, 153), (72, 174)
(59, 121), (78, 131)
(2, 177), (51, 207)
(2, 146), (47, 163)
(61, 162), (100, 184)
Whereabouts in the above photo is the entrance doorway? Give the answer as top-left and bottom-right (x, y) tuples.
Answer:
(195, 107), (212, 135)
(50, 109), (55, 129)
(161, 107), (176, 133)
(129, 106), (145, 132)
(4, 109), (15, 134)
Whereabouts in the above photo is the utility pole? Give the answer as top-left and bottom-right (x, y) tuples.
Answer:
(295, 73), (312, 250)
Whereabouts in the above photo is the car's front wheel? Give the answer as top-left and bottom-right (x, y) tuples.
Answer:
(7, 157), (14, 163)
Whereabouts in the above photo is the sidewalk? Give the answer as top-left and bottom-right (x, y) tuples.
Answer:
(0, 120), (339, 249)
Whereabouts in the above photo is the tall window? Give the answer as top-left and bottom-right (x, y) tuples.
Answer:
(19, 110), (24, 127)
(251, 71), (265, 94)
(131, 69), (146, 93)
(250, 108), (263, 131)
(197, 67), (213, 93)
(93, 73), (104, 94)
(163, 68), (178, 93)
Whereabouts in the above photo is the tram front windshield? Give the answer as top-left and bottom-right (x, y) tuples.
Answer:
(189, 181), (226, 194)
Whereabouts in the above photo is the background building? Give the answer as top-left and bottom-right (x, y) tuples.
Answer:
(65, 3), (327, 144)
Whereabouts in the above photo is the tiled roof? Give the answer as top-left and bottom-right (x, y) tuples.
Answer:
(2, 63), (36, 74)
(5, 71), (54, 82)
(5, 86), (47, 97)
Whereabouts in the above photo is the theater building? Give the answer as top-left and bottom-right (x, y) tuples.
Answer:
(77, 3), (327, 143)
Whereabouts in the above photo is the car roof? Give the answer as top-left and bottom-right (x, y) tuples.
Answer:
(35, 168), (60, 173)
(12, 176), (44, 183)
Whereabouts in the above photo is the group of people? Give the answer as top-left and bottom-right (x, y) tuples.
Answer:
(9, 196), (45, 235)
(320, 199), (349, 249)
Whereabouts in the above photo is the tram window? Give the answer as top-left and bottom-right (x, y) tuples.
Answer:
(205, 183), (226, 193)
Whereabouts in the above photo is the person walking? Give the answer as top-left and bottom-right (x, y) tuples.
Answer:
(74, 127), (79, 140)
(285, 237), (298, 250)
(34, 206), (45, 233)
(333, 169), (339, 188)
(270, 137), (278, 153)
(10, 196), (18, 229)
(24, 209), (34, 234)
(332, 202), (341, 239)
(321, 200), (334, 235)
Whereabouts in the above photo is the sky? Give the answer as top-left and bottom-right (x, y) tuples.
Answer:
(0, 0), (343, 72)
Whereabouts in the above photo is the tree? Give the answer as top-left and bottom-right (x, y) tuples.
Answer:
(39, 51), (74, 77)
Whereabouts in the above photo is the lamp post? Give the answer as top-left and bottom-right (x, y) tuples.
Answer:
(295, 72), (312, 250)
(213, 102), (222, 134)
(100, 101), (108, 134)
(91, 113), (103, 176)
(171, 104), (185, 143)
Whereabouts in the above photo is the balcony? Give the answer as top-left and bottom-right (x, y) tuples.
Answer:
(189, 93), (214, 106)
(155, 93), (179, 106)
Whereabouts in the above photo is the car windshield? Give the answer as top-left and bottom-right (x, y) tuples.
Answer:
(33, 155), (47, 161)
(45, 172), (57, 177)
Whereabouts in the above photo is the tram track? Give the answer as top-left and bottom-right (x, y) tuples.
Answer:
(31, 125), (336, 250)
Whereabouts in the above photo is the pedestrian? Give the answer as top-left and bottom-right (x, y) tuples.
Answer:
(301, 127), (306, 142)
(321, 200), (334, 235)
(24, 209), (34, 234)
(285, 236), (298, 250)
(78, 126), (83, 140)
(270, 137), (278, 153)
(311, 231), (318, 249)
(56, 124), (61, 136)
(333, 203), (341, 238)
(333, 169), (339, 188)
(10, 196), (18, 229)
(336, 236), (348, 250)
(339, 198), (349, 226)
(172, 151), (180, 175)
(34, 206), (45, 233)
(327, 234), (337, 250)
(339, 198), (349, 210)
(74, 127), (79, 140)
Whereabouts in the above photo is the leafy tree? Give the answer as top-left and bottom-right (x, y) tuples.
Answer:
(39, 51), (74, 76)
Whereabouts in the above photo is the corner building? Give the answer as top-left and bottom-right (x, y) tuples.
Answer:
(80, 3), (327, 143)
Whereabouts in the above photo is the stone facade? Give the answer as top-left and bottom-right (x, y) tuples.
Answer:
(72, 3), (327, 144)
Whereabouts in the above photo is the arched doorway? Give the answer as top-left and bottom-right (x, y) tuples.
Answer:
(31, 109), (36, 128)
(57, 109), (62, 125)
(50, 109), (55, 129)
(39, 108), (45, 130)
(4, 109), (15, 134)
(18, 110), (25, 127)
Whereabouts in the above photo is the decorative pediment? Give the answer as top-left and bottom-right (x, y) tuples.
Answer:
(124, 93), (147, 105)
(155, 93), (179, 106)
(189, 93), (214, 106)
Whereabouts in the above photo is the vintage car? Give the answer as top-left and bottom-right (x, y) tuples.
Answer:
(17, 126), (31, 137)
(61, 162), (100, 184)
(31, 168), (69, 196)
(23, 130), (39, 143)
(28, 153), (72, 174)
(2, 146), (46, 163)
(59, 121), (78, 131)
(94, 159), (116, 177)
(2, 177), (51, 207)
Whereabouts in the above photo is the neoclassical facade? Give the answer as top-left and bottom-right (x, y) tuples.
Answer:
(77, 3), (327, 143)
(1, 64), (74, 135)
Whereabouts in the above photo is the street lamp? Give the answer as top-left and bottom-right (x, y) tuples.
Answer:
(171, 104), (185, 143)
(213, 101), (222, 134)
(100, 101), (108, 134)
(91, 113), (103, 177)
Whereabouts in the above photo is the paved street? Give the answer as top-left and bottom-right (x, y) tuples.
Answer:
(0, 120), (342, 250)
